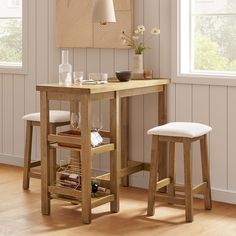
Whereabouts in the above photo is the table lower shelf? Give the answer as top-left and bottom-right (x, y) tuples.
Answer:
(48, 185), (115, 209)
(50, 142), (115, 156)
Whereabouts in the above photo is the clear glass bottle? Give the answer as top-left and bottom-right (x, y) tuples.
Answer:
(59, 50), (72, 85)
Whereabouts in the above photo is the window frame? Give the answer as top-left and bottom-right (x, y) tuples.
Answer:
(8, 0), (20, 8)
(172, 0), (236, 86)
(0, 0), (28, 74)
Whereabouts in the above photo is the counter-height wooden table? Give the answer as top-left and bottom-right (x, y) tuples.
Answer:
(36, 78), (170, 224)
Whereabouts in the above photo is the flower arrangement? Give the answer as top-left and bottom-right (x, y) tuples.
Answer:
(120, 25), (160, 55)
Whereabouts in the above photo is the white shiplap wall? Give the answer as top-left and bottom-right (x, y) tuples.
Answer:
(0, 0), (236, 204)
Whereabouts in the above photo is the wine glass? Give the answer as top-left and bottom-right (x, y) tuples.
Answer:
(91, 115), (103, 132)
(70, 112), (81, 129)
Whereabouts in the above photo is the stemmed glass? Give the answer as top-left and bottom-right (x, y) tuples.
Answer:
(70, 112), (81, 130)
(91, 115), (103, 133)
(91, 115), (103, 146)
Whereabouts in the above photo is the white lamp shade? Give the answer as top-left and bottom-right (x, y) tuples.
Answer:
(93, 0), (116, 24)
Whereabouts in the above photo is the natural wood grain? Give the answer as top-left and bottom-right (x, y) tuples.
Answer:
(156, 178), (171, 190)
(183, 139), (193, 222)
(23, 121), (33, 190)
(121, 97), (129, 186)
(80, 94), (92, 224)
(158, 84), (168, 192)
(49, 124), (57, 186)
(36, 79), (170, 94)
(38, 79), (170, 224)
(1, 164), (236, 236)
(109, 93), (121, 213)
(56, 0), (133, 48)
(200, 135), (212, 210)
(147, 131), (212, 223)
(40, 91), (51, 215)
(147, 135), (159, 216)
(155, 194), (185, 205)
(168, 141), (176, 198)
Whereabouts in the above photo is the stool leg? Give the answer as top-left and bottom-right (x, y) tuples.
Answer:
(23, 121), (33, 190)
(183, 139), (193, 222)
(200, 135), (212, 210)
(147, 135), (159, 216)
(168, 142), (176, 198)
(49, 124), (57, 186)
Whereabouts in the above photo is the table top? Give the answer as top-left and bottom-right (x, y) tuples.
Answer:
(36, 78), (170, 95)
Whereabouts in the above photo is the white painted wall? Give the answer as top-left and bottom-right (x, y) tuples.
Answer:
(0, 0), (236, 204)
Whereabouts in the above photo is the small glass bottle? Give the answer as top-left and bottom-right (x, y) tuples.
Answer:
(59, 50), (72, 85)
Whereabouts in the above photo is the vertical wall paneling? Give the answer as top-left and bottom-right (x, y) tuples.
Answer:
(175, 84), (192, 183)
(13, 75), (25, 157)
(143, 0), (160, 170)
(49, 0), (60, 110)
(143, 0), (160, 76)
(160, 0), (171, 78)
(73, 48), (87, 76)
(228, 86), (236, 191)
(210, 86), (228, 190)
(35, 0), (49, 160)
(128, 0), (145, 187)
(0, 0), (235, 204)
(24, 0), (37, 162)
(167, 84), (176, 122)
(192, 85), (210, 185)
(2, 74), (14, 155)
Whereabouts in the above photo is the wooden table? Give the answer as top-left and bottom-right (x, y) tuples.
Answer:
(36, 79), (170, 224)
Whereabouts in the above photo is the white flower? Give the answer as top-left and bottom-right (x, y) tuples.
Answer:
(132, 36), (139, 40)
(120, 34), (127, 45)
(151, 27), (160, 35)
(134, 29), (139, 34)
(121, 39), (127, 45)
(137, 25), (145, 32)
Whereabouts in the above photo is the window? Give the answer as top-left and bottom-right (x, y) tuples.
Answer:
(8, 0), (20, 8)
(176, 0), (236, 79)
(0, 0), (27, 73)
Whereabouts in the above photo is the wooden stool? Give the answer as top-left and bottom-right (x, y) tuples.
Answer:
(147, 122), (212, 222)
(22, 110), (70, 190)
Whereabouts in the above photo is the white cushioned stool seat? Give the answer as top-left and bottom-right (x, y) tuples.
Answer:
(147, 122), (212, 138)
(22, 110), (70, 123)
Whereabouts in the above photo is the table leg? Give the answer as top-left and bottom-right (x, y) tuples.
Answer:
(121, 97), (129, 187)
(110, 94), (121, 213)
(49, 124), (56, 186)
(70, 101), (81, 166)
(158, 85), (168, 191)
(40, 91), (51, 215)
(80, 95), (92, 224)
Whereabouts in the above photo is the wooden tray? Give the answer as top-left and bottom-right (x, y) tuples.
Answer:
(57, 130), (81, 148)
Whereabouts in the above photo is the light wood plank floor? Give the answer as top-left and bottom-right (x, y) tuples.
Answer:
(1, 164), (236, 236)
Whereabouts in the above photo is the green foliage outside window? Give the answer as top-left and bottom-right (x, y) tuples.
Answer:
(194, 1), (236, 72)
(0, 19), (22, 64)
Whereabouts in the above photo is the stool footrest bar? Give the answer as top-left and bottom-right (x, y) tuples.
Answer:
(155, 193), (185, 205)
(156, 178), (171, 191)
(192, 182), (207, 195)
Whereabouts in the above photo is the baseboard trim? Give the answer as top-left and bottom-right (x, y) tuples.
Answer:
(0, 153), (23, 167)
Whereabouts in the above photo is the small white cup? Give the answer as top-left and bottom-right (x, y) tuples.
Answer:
(73, 71), (84, 84)
(101, 73), (108, 82)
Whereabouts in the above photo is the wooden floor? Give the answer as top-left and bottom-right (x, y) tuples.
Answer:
(1, 164), (236, 236)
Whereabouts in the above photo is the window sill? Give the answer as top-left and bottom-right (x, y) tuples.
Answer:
(172, 73), (236, 86)
(0, 66), (27, 75)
